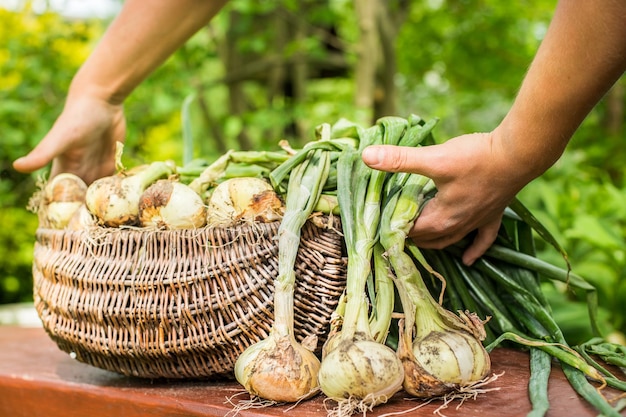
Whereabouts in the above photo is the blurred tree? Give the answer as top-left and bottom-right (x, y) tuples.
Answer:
(178, 0), (352, 153)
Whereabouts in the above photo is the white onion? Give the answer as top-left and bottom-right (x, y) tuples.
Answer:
(397, 318), (492, 398)
(319, 338), (404, 406)
(139, 179), (207, 230)
(85, 161), (173, 227)
(66, 204), (96, 231)
(413, 330), (491, 386)
(234, 333), (320, 402)
(206, 177), (283, 227)
(41, 173), (88, 229)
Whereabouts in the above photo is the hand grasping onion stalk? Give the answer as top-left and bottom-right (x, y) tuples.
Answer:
(234, 130), (333, 403)
(379, 172), (491, 397)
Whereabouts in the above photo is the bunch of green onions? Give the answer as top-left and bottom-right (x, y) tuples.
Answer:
(317, 120), (406, 410)
(316, 115), (492, 414)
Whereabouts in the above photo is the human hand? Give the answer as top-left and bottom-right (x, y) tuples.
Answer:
(13, 94), (126, 185)
(362, 132), (530, 265)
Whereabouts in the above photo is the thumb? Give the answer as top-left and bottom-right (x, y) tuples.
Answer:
(13, 134), (64, 174)
(361, 144), (444, 177)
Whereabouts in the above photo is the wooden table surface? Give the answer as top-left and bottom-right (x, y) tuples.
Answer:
(0, 326), (623, 417)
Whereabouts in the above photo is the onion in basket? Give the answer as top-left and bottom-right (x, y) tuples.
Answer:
(139, 179), (207, 230)
(85, 161), (173, 227)
(66, 204), (96, 230)
(40, 173), (88, 229)
(206, 177), (284, 227)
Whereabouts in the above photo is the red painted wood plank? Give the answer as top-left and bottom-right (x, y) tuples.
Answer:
(0, 326), (623, 417)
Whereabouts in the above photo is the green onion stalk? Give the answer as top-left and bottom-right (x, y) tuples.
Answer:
(187, 150), (233, 196)
(379, 172), (492, 398)
(233, 129), (333, 403)
(365, 116), (437, 342)
(318, 120), (406, 411)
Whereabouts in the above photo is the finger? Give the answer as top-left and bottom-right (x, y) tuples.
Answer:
(361, 144), (447, 178)
(407, 196), (458, 240)
(461, 219), (502, 266)
(410, 235), (461, 250)
(12, 134), (64, 174)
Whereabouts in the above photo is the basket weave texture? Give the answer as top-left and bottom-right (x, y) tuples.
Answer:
(32, 217), (346, 379)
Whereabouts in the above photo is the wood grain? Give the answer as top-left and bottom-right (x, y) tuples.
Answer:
(0, 326), (623, 417)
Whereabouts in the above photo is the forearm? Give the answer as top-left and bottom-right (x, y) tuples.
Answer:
(69, 0), (228, 104)
(497, 0), (626, 180)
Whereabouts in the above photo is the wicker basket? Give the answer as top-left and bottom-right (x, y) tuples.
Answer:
(32, 217), (346, 379)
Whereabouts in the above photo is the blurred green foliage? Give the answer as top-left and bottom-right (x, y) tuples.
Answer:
(1, 1), (624, 343)
(0, 5), (103, 304)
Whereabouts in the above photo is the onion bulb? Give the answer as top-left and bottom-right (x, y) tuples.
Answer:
(66, 204), (96, 231)
(397, 316), (491, 398)
(40, 173), (88, 229)
(139, 179), (207, 230)
(319, 337), (404, 406)
(234, 148), (332, 403)
(234, 326), (320, 402)
(206, 177), (283, 227)
(85, 161), (173, 227)
(411, 328), (490, 389)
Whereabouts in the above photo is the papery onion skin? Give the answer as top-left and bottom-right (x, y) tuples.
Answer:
(66, 204), (96, 231)
(234, 335), (321, 402)
(85, 162), (173, 227)
(319, 338), (404, 406)
(240, 190), (284, 223)
(44, 173), (88, 203)
(46, 202), (84, 230)
(85, 175), (137, 227)
(139, 180), (207, 230)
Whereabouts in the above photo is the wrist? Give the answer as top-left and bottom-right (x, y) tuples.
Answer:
(492, 116), (569, 184)
(67, 69), (128, 106)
